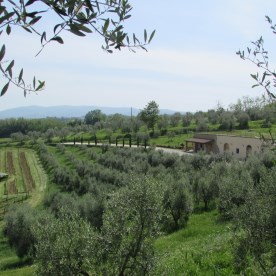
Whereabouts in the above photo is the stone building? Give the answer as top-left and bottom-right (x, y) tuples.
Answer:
(185, 133), (265, 159)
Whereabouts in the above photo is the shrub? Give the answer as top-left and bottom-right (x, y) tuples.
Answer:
(4, 204), (38, 258)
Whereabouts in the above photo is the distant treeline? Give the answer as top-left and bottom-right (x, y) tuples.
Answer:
(0, 96), (275, 139)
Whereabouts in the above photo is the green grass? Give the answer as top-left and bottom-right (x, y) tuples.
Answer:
(0, 148), (48, 212)
(0, 231), (35, 276)
(0, 143), (239, 275)
(11, 149), (25, 193)
(23, 149), (48, 207)
(0, 266), (35, 276)
(0, 147), (47, 275)
(47, 146), (74, 168)
(47, 144), (100, 169)
(153, 210), (235, 275)
(0, 210), (234, 276)
(55, 119), (276, 149)
(150, 133), (193, 148)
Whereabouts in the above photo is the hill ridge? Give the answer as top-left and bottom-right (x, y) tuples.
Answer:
(0, 105), (180, 119)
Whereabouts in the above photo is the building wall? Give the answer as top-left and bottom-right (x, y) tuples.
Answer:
(194, 133), (264, 159)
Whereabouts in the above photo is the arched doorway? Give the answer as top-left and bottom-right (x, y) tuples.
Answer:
(246, 145), (252, 157)
(224, 143), (229, 152)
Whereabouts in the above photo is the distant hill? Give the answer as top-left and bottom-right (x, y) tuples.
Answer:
(0, 106), (179, 119)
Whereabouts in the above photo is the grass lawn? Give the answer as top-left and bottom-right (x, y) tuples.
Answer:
(0, 147), (47, 276)
(153, 210), (235, 275)
(0, 231), (35, 276)
(150, 133), (193, 148)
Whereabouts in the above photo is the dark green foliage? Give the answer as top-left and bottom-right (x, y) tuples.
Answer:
(170, 112), (181, 127)
(0, 118), (65, 138)
(237, 111), (250, 129)
(232, 167), (276, 274)
(207, 109), (219, 124)
(196, 169), (218, 211)
(84, 109), (106, 126)
(244, 155), (267, 184)
(43, 192), (79, 216)
(219, 111), (237, 131)
(31, 140), (276, 275)
(2, 134), (276, 276)
(78, 193), (105, 230)
(100, 175), (163, 275)
(162, 180), (193, 232)
(218, 165), (253, 220)
(33, 209), (97, 276)
(182, 112), (193, 127)
(189, 151), (209, 170)
(196, 116), (209, 131)
(139, 101), (160, 132)
(3, 204), (37, 258)
(32, 176), (163, 275)
(44, 192), (105, 230)
(158, 115), (169, 133)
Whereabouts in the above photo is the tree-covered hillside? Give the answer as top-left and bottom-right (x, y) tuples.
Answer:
(0, 140), (275, 275)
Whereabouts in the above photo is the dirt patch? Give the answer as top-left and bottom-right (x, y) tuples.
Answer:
(6, 151), (15, 175)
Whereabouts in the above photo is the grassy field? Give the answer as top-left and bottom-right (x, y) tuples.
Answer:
(0, 139), (273, 274)
(0, 209), (234, 276)
(56, 119), (276, 149)
(0, 147), (47, 276)
(0, 148), (47, 218)
(0, 231), (35, 276)
(154, 210), (234, 275)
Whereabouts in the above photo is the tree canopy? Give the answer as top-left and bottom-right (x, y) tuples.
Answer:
(139, 100), (159, 132)
(84, 109), (106, 125)
(0, 0), (155, 96)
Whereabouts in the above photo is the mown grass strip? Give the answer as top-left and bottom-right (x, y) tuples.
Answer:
(0, 148), (47, 209)
(10, 149), (24, 193)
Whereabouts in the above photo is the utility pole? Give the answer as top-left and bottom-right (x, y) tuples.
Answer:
(131, 107), (133, 122)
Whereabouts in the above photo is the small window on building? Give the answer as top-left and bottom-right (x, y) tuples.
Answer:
(236, 148), (239, 154)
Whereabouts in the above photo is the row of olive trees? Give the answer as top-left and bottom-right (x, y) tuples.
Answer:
(37, 143), (194, 232)
(4, 142), (276, 274)
(4, 175), (163, 275)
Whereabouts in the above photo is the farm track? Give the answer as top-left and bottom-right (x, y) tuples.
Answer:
(63, 142), (191, 156)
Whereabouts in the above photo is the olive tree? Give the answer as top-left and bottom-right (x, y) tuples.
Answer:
(162, 180), (193, 231)
(33, 209), (99, 276)
(99, 175), (163, 275)
(0, 0), (155, 96)
(237, 16), (276, 100)
(4, 203), (38, 258)
(232, 167), (276, 274)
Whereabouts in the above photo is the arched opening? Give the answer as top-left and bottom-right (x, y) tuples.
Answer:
(246, 145), (252, 157)
(224, 143), (229, 152)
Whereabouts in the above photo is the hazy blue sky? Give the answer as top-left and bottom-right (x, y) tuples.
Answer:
(1, 0), (276, 112)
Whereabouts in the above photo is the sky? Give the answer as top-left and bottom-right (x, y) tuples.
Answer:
(1, 0), (276, 113)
